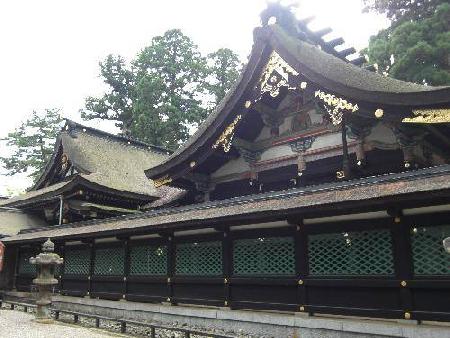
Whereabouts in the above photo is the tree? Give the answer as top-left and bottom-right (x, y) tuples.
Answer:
(131, 29), (208, 148)
(362, 0), (446, 25)
(81, 55), (136, 133)
(363, 3), (450, 86)
(204, 48), (241, 108)
(81, 29), (242, 149)
(0, 109), (63, 183)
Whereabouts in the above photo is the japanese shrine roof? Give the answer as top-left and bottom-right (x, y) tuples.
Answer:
(4, 164), (450, 244)
(0, 120), (183, 208)
(145, 19), (450, 183)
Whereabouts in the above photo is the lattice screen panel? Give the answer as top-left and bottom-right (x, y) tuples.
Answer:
(411, 224), (450, 275)
(233, 237), (295, 276)
(130, 245), (167, 276)
(18, 251), (36, 275)
(308, 229), (394, 276)
(94, 247), (125, 275)
(64, 247), (91, 275)
(176, 241), (222, 276)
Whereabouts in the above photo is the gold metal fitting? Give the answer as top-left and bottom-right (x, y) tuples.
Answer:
(299, 306), (305, 312)
(224, 278), (228, 284)
(404, 312), (411, 320)
(400, 280), (407, 287)
(336, 171), (345, 179)
(394, 216), (401, 223)
(375, 108), (384, 118)
(245, 100), (252, 109)
(298, 279), (304, 285)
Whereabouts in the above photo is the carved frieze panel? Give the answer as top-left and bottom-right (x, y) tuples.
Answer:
(289, 136), (316, 153)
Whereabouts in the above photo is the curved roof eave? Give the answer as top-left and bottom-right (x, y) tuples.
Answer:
(146, 24), (450, 180)
(268, 25), (450, 106)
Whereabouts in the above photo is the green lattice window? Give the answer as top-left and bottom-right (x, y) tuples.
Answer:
(130, 245), (167, 276)
(411, 224), (450, 275)
(233, 237), (295, 276)
(64, 247), (91, 275)
(94, 246), (125, 275)
(308, 229), (394, 276)
(17, 251), (36, 275)
(176, 241), (222, 276)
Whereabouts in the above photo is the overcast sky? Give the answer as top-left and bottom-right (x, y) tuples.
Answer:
(0, 0), (388, 195)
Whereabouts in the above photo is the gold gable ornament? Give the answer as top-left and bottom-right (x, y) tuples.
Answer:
(315, 90), (359, 125)
(212, 115), (242, 153)
(259, 51), (299, 98)
(402, 108), (450, 123)
(154, 175), (172, 188)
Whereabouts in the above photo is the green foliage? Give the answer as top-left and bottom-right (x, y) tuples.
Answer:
(362, 0), (446, 25)
(81, 29), (241, 150)
(364, 3), (450, 86)
(0, 109), (63, 183)
(204, 48), (242, 108)
(82, 55), (135, 132)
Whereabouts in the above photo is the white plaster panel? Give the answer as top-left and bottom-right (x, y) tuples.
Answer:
(309, 132), (341, 151)
(260, 144), (294, 161)
(280, 115), (294, 135)
(255, 125), (272, 142)
(211, 156), (250, 178)
(308, 109), (324, 125)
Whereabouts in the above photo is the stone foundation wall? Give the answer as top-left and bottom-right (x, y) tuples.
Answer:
(3, 293), (446, 338)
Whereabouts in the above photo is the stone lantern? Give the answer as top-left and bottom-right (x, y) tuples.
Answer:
(444, 237), (450, 254)
(29, 238), (63, 323)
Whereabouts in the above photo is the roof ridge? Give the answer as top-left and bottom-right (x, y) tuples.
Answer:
(260, 3), (368, 67)
(64, 119), (171, 155)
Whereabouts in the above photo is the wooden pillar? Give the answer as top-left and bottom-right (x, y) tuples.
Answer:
(59, 244), (65, 293)
(123, 238), (130, 299)
(390, 210), (414, 320)
(88, 241), (95, 297)
(222, 229), (231, 308)
(13, 246), (19, 290)
(167, 234), (175, 304)
(341, 116), (351, 179)
(295, 220), (308, 314)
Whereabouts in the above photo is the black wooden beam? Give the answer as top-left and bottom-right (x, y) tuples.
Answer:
(326, 37), (345, 48)
(338, 47), (356, 59)
(350, 56), (366, 66)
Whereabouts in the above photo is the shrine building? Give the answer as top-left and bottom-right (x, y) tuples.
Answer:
(1, 4), (449, 336)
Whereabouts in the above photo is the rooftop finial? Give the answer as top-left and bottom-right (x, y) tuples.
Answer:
(260, 1), (299, 35)
(42, 238), (55, 252)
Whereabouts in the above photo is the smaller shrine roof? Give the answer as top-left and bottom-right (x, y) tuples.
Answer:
(0, 120), (184, 208)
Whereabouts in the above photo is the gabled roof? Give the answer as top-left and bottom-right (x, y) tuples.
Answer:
(0, 120), (184, 208)
(145, 5), (450, 184)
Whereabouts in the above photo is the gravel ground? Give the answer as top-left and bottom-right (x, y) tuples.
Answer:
(0, 308), (127, 338)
